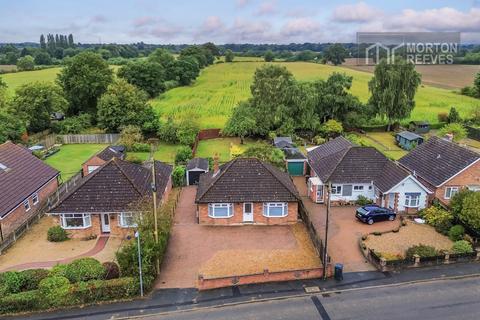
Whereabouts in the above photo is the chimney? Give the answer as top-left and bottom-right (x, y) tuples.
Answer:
(213, 153), (219, 176)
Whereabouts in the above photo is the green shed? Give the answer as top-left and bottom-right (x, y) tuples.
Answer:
(283, 148), (307, 176)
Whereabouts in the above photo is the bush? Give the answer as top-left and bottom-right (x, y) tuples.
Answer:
(312, 135), (325, 145)
(38, 276), (70, 306)
(51, 113), (92, 134)
(356, 195), (373, 206)
(0, 271), (26, 294)
(50, 264), (68, 278)
(0, 290), (42, 314)
(406, 244), (438, 259)
(457, 192), (480, 234)
(103, 262), (120, 280)
(131, 142), (150, 152)
(448, 225), (465, 241)
(118, 125), (144, 151)
(176, 118), (199, 146)
(19, 269), (50, 291)
(158, 117), (178, 144)
(172, 166), (186, 187)
(64, 258), (105, 283)
(451, 240), (473, 254)
(175, 146), (193, 165)
(420, 206), (453, 235)
(47, 225), (68, 242)
(70, 277), (137, 304)
(438, 112), (448, 123)
(125, 154), (143, 164)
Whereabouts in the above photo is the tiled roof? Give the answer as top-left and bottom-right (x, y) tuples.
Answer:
(186, 158), (209, 171)
(51, 158), (172, 213)
(274, 137), (294, 149)
(0, 141), (59, 218)
(307, 136), (353, 182)
(399, 136), (479, 187)
(195, 158), (299, 203)
(92, 145), (126, 162)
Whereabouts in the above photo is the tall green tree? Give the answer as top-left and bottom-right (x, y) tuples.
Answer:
(368, 59), (421, 130)
(264, 50), (275, 62)
(68, 34), (74, 48)
(223, 101), (256, 143)
(148, 48), (176, 80)
(12, 82), (67, 132)
(57, 51), (113, 116)
(324, 43), (348, 65)
(225, 49), (234, 62)
(118, 60), (166, 98)
(448, 107), (461, 123)
(16, 55), (35, 71)
(34, 51), (52, 65)
(40, 34), (46, 50)
(240, 144), (285, 170)
(173, 56), (200, 85)
(0, 109), (25, 143)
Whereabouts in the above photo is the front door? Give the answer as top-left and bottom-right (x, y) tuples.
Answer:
(243, 203), (254, 223)
(100, 214), (111, 233)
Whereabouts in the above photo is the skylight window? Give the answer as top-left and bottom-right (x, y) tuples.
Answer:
(0, 163), (7, 170)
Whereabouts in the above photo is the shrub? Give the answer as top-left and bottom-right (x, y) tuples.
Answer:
(103, 262), (120, 280)
(158, 117), (178, 144)
(172, 166), (186, 187)
(379, 252), (402, 261)
(312, 135), (325, 145)
(118, 125), (144, 151)
(51, 113), (92, 134)
(70, 277), (137, 304)
(439, 123), (467, 142)
(457, 192), (480, 234)
(0, 271), (26, 294)
(356, 195), (373, 206)
(176, 118), (199, 146)
(19, 269), (50, 291)
(38, 276), (70, 306)
(451, 240), (473, 254)
(448, 225), (465, 241)
(0, 290), (42, 314)
(174, 146), (192, 165)
(131, 142), (150, 152)
(47, 225), (68, 242)
(420, 206), (453, 235)
(125, 154), (143, 164)
(406, 244), (438, 259)
(437, 112), (448, 123)
(64, 258), (105, 283)
(50, 264), (68, 278)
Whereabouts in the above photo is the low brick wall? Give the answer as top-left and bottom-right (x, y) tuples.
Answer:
(198, 266), (330, 291)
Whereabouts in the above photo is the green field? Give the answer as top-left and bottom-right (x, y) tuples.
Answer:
(2, 68), (61, 94)
(152, 61), (480, 129)
(128, 143), (184, 164)
(44, 144), (106, 180)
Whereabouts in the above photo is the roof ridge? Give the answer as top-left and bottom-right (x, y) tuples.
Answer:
(324, 145), (353, 181)
(196, 158), (237, 201)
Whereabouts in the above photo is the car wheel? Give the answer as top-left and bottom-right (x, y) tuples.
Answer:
(367, 219), (374, 225)
(388, 215), (395, 221)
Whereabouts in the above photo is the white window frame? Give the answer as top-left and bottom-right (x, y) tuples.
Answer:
(23, 199), (30, 211)
(444, 186), (459, 200)
(87, 165), (100, 174)
(331, 185), (342, 195)
(353, 185), (364, 191)
(60, 213), (92, 229)
(208, 203), (234, 218)
(32, 193), (39, 205)
(404, 194), (420, 208)
(118, 212), (138, 228)
(263, 202), (288, 218)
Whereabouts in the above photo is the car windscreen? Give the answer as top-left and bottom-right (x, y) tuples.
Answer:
(357, 207), (369, 215)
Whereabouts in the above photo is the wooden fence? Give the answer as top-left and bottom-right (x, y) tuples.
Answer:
(192, 129), (222, 156)
(298, 201), (330, 265)
(59, 134), (120, 144)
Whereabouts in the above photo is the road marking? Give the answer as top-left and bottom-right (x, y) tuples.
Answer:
(311, 296), (331, 320)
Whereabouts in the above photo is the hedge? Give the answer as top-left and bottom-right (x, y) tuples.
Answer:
(0, 290), (43, 314)
(70, 277), (138, 304)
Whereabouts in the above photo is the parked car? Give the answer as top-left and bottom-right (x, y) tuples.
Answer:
(356, 205), (396, 225)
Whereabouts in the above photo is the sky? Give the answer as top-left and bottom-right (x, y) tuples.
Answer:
(1, 0), (480, 44)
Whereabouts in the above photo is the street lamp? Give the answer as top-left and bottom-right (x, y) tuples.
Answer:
(323, 182), (331, 280)
(135, 231), (144, 297)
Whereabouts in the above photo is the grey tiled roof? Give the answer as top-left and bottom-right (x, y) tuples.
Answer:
(94, 145), (126, 162)
(186, 158), (209, 171)
(307, 136), (353, 182)
(195, 158), (299, 203)
(396, 131), (423, 141)
(399, 136), (479, 187)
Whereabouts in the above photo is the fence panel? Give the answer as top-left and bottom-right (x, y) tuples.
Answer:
(60, 134), (120, 144)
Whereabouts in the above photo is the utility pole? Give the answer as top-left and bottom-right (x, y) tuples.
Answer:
(135, 231), (144, 297)
(148, 138), (160, 275)
(323, 182), (331, 280)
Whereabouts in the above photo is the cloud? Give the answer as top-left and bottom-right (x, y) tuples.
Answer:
(131, 16), (183, 40)
(133, 16), (157, 28)
(230, 18), (275, 42)
(90, 15), (108, 24)
(281, 18), (320, 37)
(255, 0), (278, 16)
(236, 0), (250, 8)
(332, 2), (381, 23)
(200, 16), (225, 33)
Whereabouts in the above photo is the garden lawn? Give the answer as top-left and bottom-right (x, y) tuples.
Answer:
(352, 133), (408, 160)
(2, 67), (61, 94)
(129, 143), (183, 164)
(195, 137), (262, 162)
(44, 144), (107, 180)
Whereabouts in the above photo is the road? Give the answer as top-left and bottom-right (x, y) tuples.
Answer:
(141, 276), (480, 320)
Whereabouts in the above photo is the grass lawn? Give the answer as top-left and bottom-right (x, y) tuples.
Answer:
(129, 143), (183, 164)
(44, 144), (106, 181)
(195, 137), (263, 162)
(353, 132), (408, 160)
(2, 68), (61, 94)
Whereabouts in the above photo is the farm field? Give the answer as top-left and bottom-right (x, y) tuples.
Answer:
(0, 65), (17, 72)
(1, 67), (61, 94)
(44, 144), (106, 180)
(152, 61), (480, 129)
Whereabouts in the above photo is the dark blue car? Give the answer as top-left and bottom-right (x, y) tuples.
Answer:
(356, 204), (396, 225)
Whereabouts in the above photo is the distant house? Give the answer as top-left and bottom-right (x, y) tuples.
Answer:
(409, 121), (430, 134)
(396, 131), (424, 150)
(195, 158), (300, 225)
(186, 158), (209, 185)
(399, 136), (480, 206)
(273, 137), (294, 149)
(307, 137), (431, 213)
(283, 148), (307, 176)
(50, 158), (172, 238)
(82, 145), (126, 176)
(0, 141), (59, 239)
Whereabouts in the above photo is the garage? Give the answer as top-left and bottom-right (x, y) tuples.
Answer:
(186, 158), (209, 185)
(283, 148), (307, 176)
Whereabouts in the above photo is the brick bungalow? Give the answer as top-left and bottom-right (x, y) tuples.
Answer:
(195, 157), (300, 225)
(399, 136), (480, 207)
(307, 136), (432, 213)
(82, 145), (126, 176)
(49, 158), (172, 238)
(0, 141), (59, 239)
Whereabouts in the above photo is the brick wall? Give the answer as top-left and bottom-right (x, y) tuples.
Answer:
(52, 213), (133, 239)
(434, 161), (480, 205)
(198, 202), (298, 225)
(1, 177), (58, 237)
(82, 156), (106, 176)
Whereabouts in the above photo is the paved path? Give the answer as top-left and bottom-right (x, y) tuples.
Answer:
(0, 235), (109, 271)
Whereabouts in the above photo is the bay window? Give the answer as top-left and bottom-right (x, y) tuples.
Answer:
(208, 203), (233, 218)
(119, 213), (137, 227)
(263, 202), (288, 217)
(404, 193), (420, 208)
(60, 213), (91, 229)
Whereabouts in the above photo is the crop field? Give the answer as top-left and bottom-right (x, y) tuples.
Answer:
(1, 67), (61, 94)
(152, 61), (480, 129)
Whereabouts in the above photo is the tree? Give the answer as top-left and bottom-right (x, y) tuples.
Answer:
(368, 59), (421, 130)
(474, 72), (480, 98)
(12, 82), (67, 132)
(0, 77), (7, 109)
(264, 50), (275, 62)
(97, 79), (157, 133)
(223, 101), (256, 143)
(40, 34), (46, 50)
(16, 55), (35, 71)
(148, 49), (176, 80)
(180, 46), (208, 68)
(324, 43), (348, 65)
(0, 109), (25, 143)
(173, 56), (200, 86)
(175, 146), (193, 165)
(240, 144), (285, 170)
(158, 117), (179, 144)
(439, 123), (467, 142)
(448, 107), (461, 123)
(68, 34), (74, 48)
(176, 117), (200, 146)
(34, 51), (52, 65)
(57, 51), (113, 116)
(202, 42), (220, 57)
(118, 60), (166, 98)
(458, 192), (480, 233)
(225, 49), (234, 63)
(320, 119), (343, 140)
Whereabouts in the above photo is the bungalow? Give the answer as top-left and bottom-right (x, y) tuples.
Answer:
(399, 136), (480, 206)
(307, 137), (432, 213)
(195, 157), (300, 225)
(82, 145), (126, 176)
(0, 141), (59, 239)
(50, 158), (172, 238)
(396, 131), (424, 150)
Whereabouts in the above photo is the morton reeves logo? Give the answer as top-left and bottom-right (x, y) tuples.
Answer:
(356, 32), (461, 65)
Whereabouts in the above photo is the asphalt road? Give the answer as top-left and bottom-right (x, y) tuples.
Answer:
(145, 276), (480, 320)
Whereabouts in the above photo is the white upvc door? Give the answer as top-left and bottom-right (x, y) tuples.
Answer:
(100, 213), (111, 233)
(243, 203), (254, 222)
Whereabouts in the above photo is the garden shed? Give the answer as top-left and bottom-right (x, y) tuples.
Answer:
(283, 148), (307, 176)
(396, 131), (424, 150)
(409, 121), (430, 134)
(186, 158), (209, 185)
